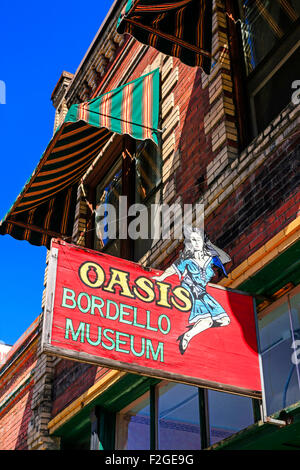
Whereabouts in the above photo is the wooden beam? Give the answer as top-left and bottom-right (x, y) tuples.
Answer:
(43, 344), (262, 400)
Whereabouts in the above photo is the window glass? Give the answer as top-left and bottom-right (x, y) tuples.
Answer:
(115, 381), (260, 450)
(239, 0), (300, 136)
(208, 390), (254, 445)
(240, 0), (300, 74)
(289, 291), (300, 337)
(94, 159), (122, 256)
(252, 45), (300, 134)
(133, 189), (161, 262)
(133, 139), (161, 262)
(135, 140), (161, 204)
(116, 392), (151, 450)
(259, 293), (300, 415)
(93, 139), (161, 261)
(157, 382), (201, 450)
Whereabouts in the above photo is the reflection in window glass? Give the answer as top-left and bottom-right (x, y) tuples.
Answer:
(239, 0), (300, 74)
(238, 0), (300, 135)
(208, 390), (254, 445)
(290, 291), (300, 339)
(253, 46), (300, 134)
(116, 392), (150, 450)
(290, 292), (300, 403)
(133, 189), (161, 262)
(158, 383), (201, 450)
(135, 140), (161, 204)
(133, 139), (161, 262)
(94, 159), (122, 256)
(259, 296), (300, 415)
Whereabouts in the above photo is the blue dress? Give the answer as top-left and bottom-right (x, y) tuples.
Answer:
(172, 256), (230, 324)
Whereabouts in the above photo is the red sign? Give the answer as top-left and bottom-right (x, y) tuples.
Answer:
(42, 239), (262, 397)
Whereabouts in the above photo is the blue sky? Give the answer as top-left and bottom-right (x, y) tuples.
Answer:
(0, 0), (114, 346)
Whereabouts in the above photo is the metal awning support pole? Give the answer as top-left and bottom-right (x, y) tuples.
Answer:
(85, 108), (164, 134)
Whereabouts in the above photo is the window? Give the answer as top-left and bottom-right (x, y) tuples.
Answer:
(115, 391), (151, 450)
(115, 381), (256, 449)
(91, 136), (161, 262)
(133, 139), (162, 262)
(258, 285), (300, 415)
(94, 157), (122, 257)
(238, 0), (300, 136)
(157, 382), (201, 450)
(207, 390), (255, 445)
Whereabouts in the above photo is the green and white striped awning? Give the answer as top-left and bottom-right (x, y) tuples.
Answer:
(117, 0), (212, 74)
(0, 69), (160, 248)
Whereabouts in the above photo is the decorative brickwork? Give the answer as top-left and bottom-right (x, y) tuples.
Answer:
(65, 4), (125, 106)
(27, 337), (60, 450)
(26, 252), (60, 450)
(0, 322), (39, 449)
(51, 71), (74, 132)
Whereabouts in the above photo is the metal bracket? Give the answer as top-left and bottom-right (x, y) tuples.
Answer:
(264, 410), (294, 427)
(264, 417), (287, 427)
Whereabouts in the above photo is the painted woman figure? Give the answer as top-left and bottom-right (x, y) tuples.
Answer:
(153, 226), (231, 355)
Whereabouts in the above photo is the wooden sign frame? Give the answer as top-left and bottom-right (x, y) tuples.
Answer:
(41, 239), (263, 399)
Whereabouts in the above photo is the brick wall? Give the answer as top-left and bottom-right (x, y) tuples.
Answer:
(0, 383), (34, 450)
(51, 360), (110, 416)
(209, 136), (300, 270)
(67, 0), (300, 276)
(0, 335), (37, 449)
(3, 0), (297, 450)
(46, 1), (238, 432)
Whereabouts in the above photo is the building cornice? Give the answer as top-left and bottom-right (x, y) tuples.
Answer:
(65, 0), (126, 107)
(0, 316), (40, 378)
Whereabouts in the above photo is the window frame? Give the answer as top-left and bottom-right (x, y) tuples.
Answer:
(85, 134), (136, 260)
(246, 18), (300, 136)
(114, 381), (260, 450)
(115, 389), (152, 450)
(85, 134), (162, 262)
(258, 284), (300, 415)
(227, 0), (300, 145)
(93, 155), (123, 255)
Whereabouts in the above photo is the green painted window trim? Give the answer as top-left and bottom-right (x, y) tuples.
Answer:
(56, 373), (159, 449)
(240, 240), (300, 306)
